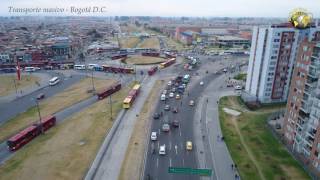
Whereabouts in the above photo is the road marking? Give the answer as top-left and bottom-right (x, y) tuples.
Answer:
(169, 141), (172, 150)
(157, 141), (159, 149)
(169, 158), (172, 167)
(182, 158), (185, 166)
(158, 128), (160, 135)
(179, 127), (182, 137)
(175, 145), (178, 155)
(156, 158), (159, 168)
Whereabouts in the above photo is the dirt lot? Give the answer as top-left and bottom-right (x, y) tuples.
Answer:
(0, 75), (40, 97)
(0, 78), (115, 143)
(137, 37), (160, 50)
(125, 55), (165, 65)
(0, 83), (131, 180)
(119, 80), (164, 180)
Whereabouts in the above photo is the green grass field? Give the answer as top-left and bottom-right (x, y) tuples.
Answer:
(219, 96), (309, 180)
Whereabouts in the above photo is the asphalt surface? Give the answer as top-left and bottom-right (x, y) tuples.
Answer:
(144, 71), (222, 180)
(0, 73), (85, 125)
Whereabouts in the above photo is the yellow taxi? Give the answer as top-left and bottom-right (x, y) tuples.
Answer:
(186, 141), (192, 151)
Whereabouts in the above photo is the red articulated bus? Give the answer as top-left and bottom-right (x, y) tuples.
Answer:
(142, 52), (160, 57)
(102, 65), (135, 74)
(148, 66), (158, 76)
(111, 54), (128, 60)
(123, 84), (141, 109)
(7, 115), (56, 151)
(97, 83), (121, 100)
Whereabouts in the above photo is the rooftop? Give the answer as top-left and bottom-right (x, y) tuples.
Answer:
(216, 35), (248, 41)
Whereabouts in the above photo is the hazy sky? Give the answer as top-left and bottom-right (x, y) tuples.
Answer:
(1, 0), (319, 17)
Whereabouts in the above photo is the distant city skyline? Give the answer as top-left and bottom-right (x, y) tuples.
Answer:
(0, 0), (319, 18)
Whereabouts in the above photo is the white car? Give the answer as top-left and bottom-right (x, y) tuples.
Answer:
(200, 81), (204, 86)
(235, 85), (242, 90)
(163, 90), (167, 95)
(169, 92), (174, 98)
(159, 145), (166, 155)
(167, 81), (172, 86)
(160, 94), (166, 101)
(151, 132), (157, 141)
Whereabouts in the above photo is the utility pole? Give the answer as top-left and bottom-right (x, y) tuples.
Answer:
(91, 70), (95, 92)
(134, 65), (137, 82)
(13, 78), (18, 97)
(109, 95), (113, 120)
(35, 99), (43, 133)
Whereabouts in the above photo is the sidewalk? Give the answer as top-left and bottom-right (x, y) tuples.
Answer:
(0, 73), (52, 103)
(202, 74), (239, 180)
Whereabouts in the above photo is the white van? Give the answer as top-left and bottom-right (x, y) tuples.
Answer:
(159, 145), (166, 155)
(74, 64), (86, 70)
(24, 67), (36, 72)
(49, 77), (60, 86)
(88, 64), (98, 70)
(160, 94), (166, 101)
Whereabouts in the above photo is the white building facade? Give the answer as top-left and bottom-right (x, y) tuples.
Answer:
(245, 23), (320, 103)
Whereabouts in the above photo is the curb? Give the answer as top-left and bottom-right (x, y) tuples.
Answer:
(85, 109), (126, 180)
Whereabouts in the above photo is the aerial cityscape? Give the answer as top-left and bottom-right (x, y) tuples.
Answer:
(0, 1), (319, 180)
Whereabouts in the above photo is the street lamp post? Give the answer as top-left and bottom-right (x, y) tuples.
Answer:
(91, 70), (95, 92)
(35, 99), (43, 134)
(109, 95), (113, 120)
(13, 78), (18, 97)
(134, 65), (137, 82)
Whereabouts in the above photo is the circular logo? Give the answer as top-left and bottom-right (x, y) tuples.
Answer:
(289, 8), (313, 29)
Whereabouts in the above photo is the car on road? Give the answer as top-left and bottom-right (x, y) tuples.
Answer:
(169, 92), (174, 98)
(189, 100), (195, 106)
(223, 68), (228, 73)
(164, 104), (170, 111)
(186, 141), (193, 151)
(235, 85), (242, 90)
(160, 94), (166, 101)
(172, 107), (178, 113)
(151, 132), (157, 141)
(171, 87), (176, 92)
(175, 94), (181, 99)
(182, 84), (187, 88)
(167, 81), (172, 86)
(49, 76), (60, 86)
(172, 119), (179, 127)
(200, 81), (204, 86)
(36, 93), (45, 100)
(163, 90), (167, 95)
(153, 113), (160, 119)
(162, 124), (170, 132)
(159, 144), (166, 155)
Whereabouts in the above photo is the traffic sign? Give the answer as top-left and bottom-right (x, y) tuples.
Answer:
(168, 167), (212, 176)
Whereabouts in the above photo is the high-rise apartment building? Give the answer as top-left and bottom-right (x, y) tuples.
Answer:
(283, 40), (320, 171)
(245, 23), (320, 103)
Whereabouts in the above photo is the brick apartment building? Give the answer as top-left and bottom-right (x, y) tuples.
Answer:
(283, 40), (320, 172)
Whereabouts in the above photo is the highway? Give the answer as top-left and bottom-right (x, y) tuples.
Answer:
(143, 54), (248, 180)
(0, 72), (85, 124)
(144, 71), (223, 180)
